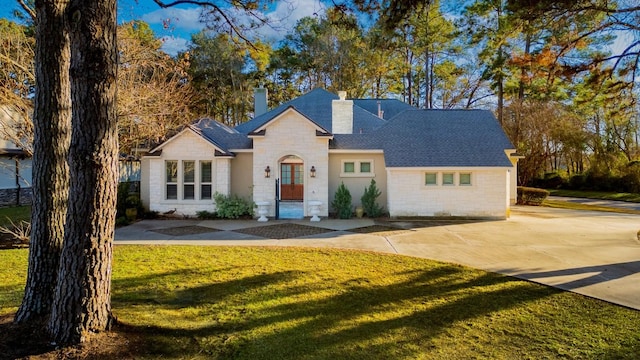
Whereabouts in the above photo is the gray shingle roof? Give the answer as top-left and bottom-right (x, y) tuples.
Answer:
(373, 110), (514, 167)
(352, 99), (415, 120)
(234, 88), (386, 134)
(185, 92), (514, 168)
(191, 119), (252, 154)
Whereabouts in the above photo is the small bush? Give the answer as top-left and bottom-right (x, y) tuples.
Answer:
(213, 193), (254, 219)
(361, 179), (384, 217)
(116, 182), (130, 218)
(332, 182), (352, 219)
(142, 210), (159, 219)
(117, 181), (142, 219)
(517, 186), (550, 206)
(568, 174), (587, 190)
(532, 172), (566, 189)
(196, 210), (218, 220)
(115, 216), (130, 227)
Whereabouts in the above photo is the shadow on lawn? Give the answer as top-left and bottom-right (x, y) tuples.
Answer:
(109, 265), (562, 359)
(505, 260), (640, 290)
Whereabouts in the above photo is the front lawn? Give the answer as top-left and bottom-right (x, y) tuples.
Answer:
(0, 206), (31, 227)
(548, 189), (640, 203)
(1, 246), (639, 359)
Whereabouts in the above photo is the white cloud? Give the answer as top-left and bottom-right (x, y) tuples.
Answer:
(160, 36), (191, 56)
(257, 0), (326, 41)
(141, 7), (205, 33)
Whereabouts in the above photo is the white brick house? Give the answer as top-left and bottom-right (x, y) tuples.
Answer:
(141, 89), (519, 219)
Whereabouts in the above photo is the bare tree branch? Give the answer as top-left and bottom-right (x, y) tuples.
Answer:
(15, 0), (35, 20)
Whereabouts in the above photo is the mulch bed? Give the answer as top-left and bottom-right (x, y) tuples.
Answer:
(348, 224), (412, 237)
(234, 223), (335, 239)
(0, 232), (27, 250)
(150, 225), (221, 236)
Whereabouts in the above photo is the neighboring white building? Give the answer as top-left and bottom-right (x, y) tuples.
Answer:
(141, 88), (519, 219)
(0, 106), (32, 206)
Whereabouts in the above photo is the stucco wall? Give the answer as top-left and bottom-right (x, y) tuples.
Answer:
(144, 130), (228, 216)
(386, 167), (510, 218)
(230, 152), (253, 200)
(252, 109), (330, 216)
(328, 152), (387, 213)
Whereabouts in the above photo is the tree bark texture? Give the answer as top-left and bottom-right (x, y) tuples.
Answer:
(15, 0), (71, 324)
(48, 0), (118, 345)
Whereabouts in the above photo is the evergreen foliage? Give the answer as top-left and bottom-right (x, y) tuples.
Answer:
(332, 182), (353, 219)
(361, 179), (384, 217)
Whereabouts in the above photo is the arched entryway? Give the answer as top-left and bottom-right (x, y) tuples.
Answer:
(279, 155), (304, 201)
(278, 155), (304, 219)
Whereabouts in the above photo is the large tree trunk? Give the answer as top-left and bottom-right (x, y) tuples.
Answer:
(15, 0), (71, 324)
(48, 0), (118, 345)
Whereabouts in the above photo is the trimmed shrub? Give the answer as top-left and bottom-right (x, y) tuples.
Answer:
(568, 174), (587, 190)
(517, 186), (550, 206)
(196, 210), (218, 220)
(213, 193), (254, 219)
(361, 179), (384, 217)
(332, 182), (353, 219)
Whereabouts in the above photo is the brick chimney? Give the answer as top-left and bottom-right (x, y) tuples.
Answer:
(332, 91), (353, 134)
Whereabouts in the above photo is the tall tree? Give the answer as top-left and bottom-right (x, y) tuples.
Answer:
(464, 0), (513, 124)
(14, 0), (71, 324)
(188, 31), (251, 125)
(118, 21), (196, 155)
(0, 19), (34, 154)
(48, 0), (118, 344)
(410, 0), (459, 108)
(284, 10), (370, 97)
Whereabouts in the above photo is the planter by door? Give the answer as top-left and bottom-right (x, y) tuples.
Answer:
(281, 163), (303, 200)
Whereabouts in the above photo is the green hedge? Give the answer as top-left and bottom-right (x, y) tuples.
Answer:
(517, 186), (549, 206)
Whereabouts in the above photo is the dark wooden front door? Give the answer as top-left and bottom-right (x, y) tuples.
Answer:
(281, 163), (303, 200)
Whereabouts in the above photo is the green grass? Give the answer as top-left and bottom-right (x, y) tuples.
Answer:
(0, 206), (30, 227)
(548, 189), (640, 203)
(2, 246), (639, 359)
(543, 199), (640, 215)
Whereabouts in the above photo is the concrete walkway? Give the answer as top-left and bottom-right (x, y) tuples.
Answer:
(115, 206), (640, 311)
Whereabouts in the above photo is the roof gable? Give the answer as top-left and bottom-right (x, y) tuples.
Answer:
(149, 127), (225, 155)
(249, 106), (331, 136)
(236, 88), (338, 134)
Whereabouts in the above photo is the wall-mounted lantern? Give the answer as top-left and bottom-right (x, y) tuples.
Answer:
(310, 166), (316, 178)
(264, 165), (271, 178)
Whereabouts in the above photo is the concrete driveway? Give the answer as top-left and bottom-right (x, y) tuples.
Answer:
(116, 206), (640, 310)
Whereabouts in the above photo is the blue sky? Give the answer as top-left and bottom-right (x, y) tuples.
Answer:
(1, 0), (326, 55)
(1, 0), (632, 57)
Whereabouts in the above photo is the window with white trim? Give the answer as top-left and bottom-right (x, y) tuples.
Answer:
(164, 160), (213, 201)
(201, 161), (212, 199)
(459, 173), (472, 186)
(442, 173), (454, 185)
(183, 161), (195, 199)
(425, 172), (437, 186)
(344, 161), (355, 173)
(424, 172), (474, 187)
(341, 159), (374, 177)
(166, 160), (178, 199)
